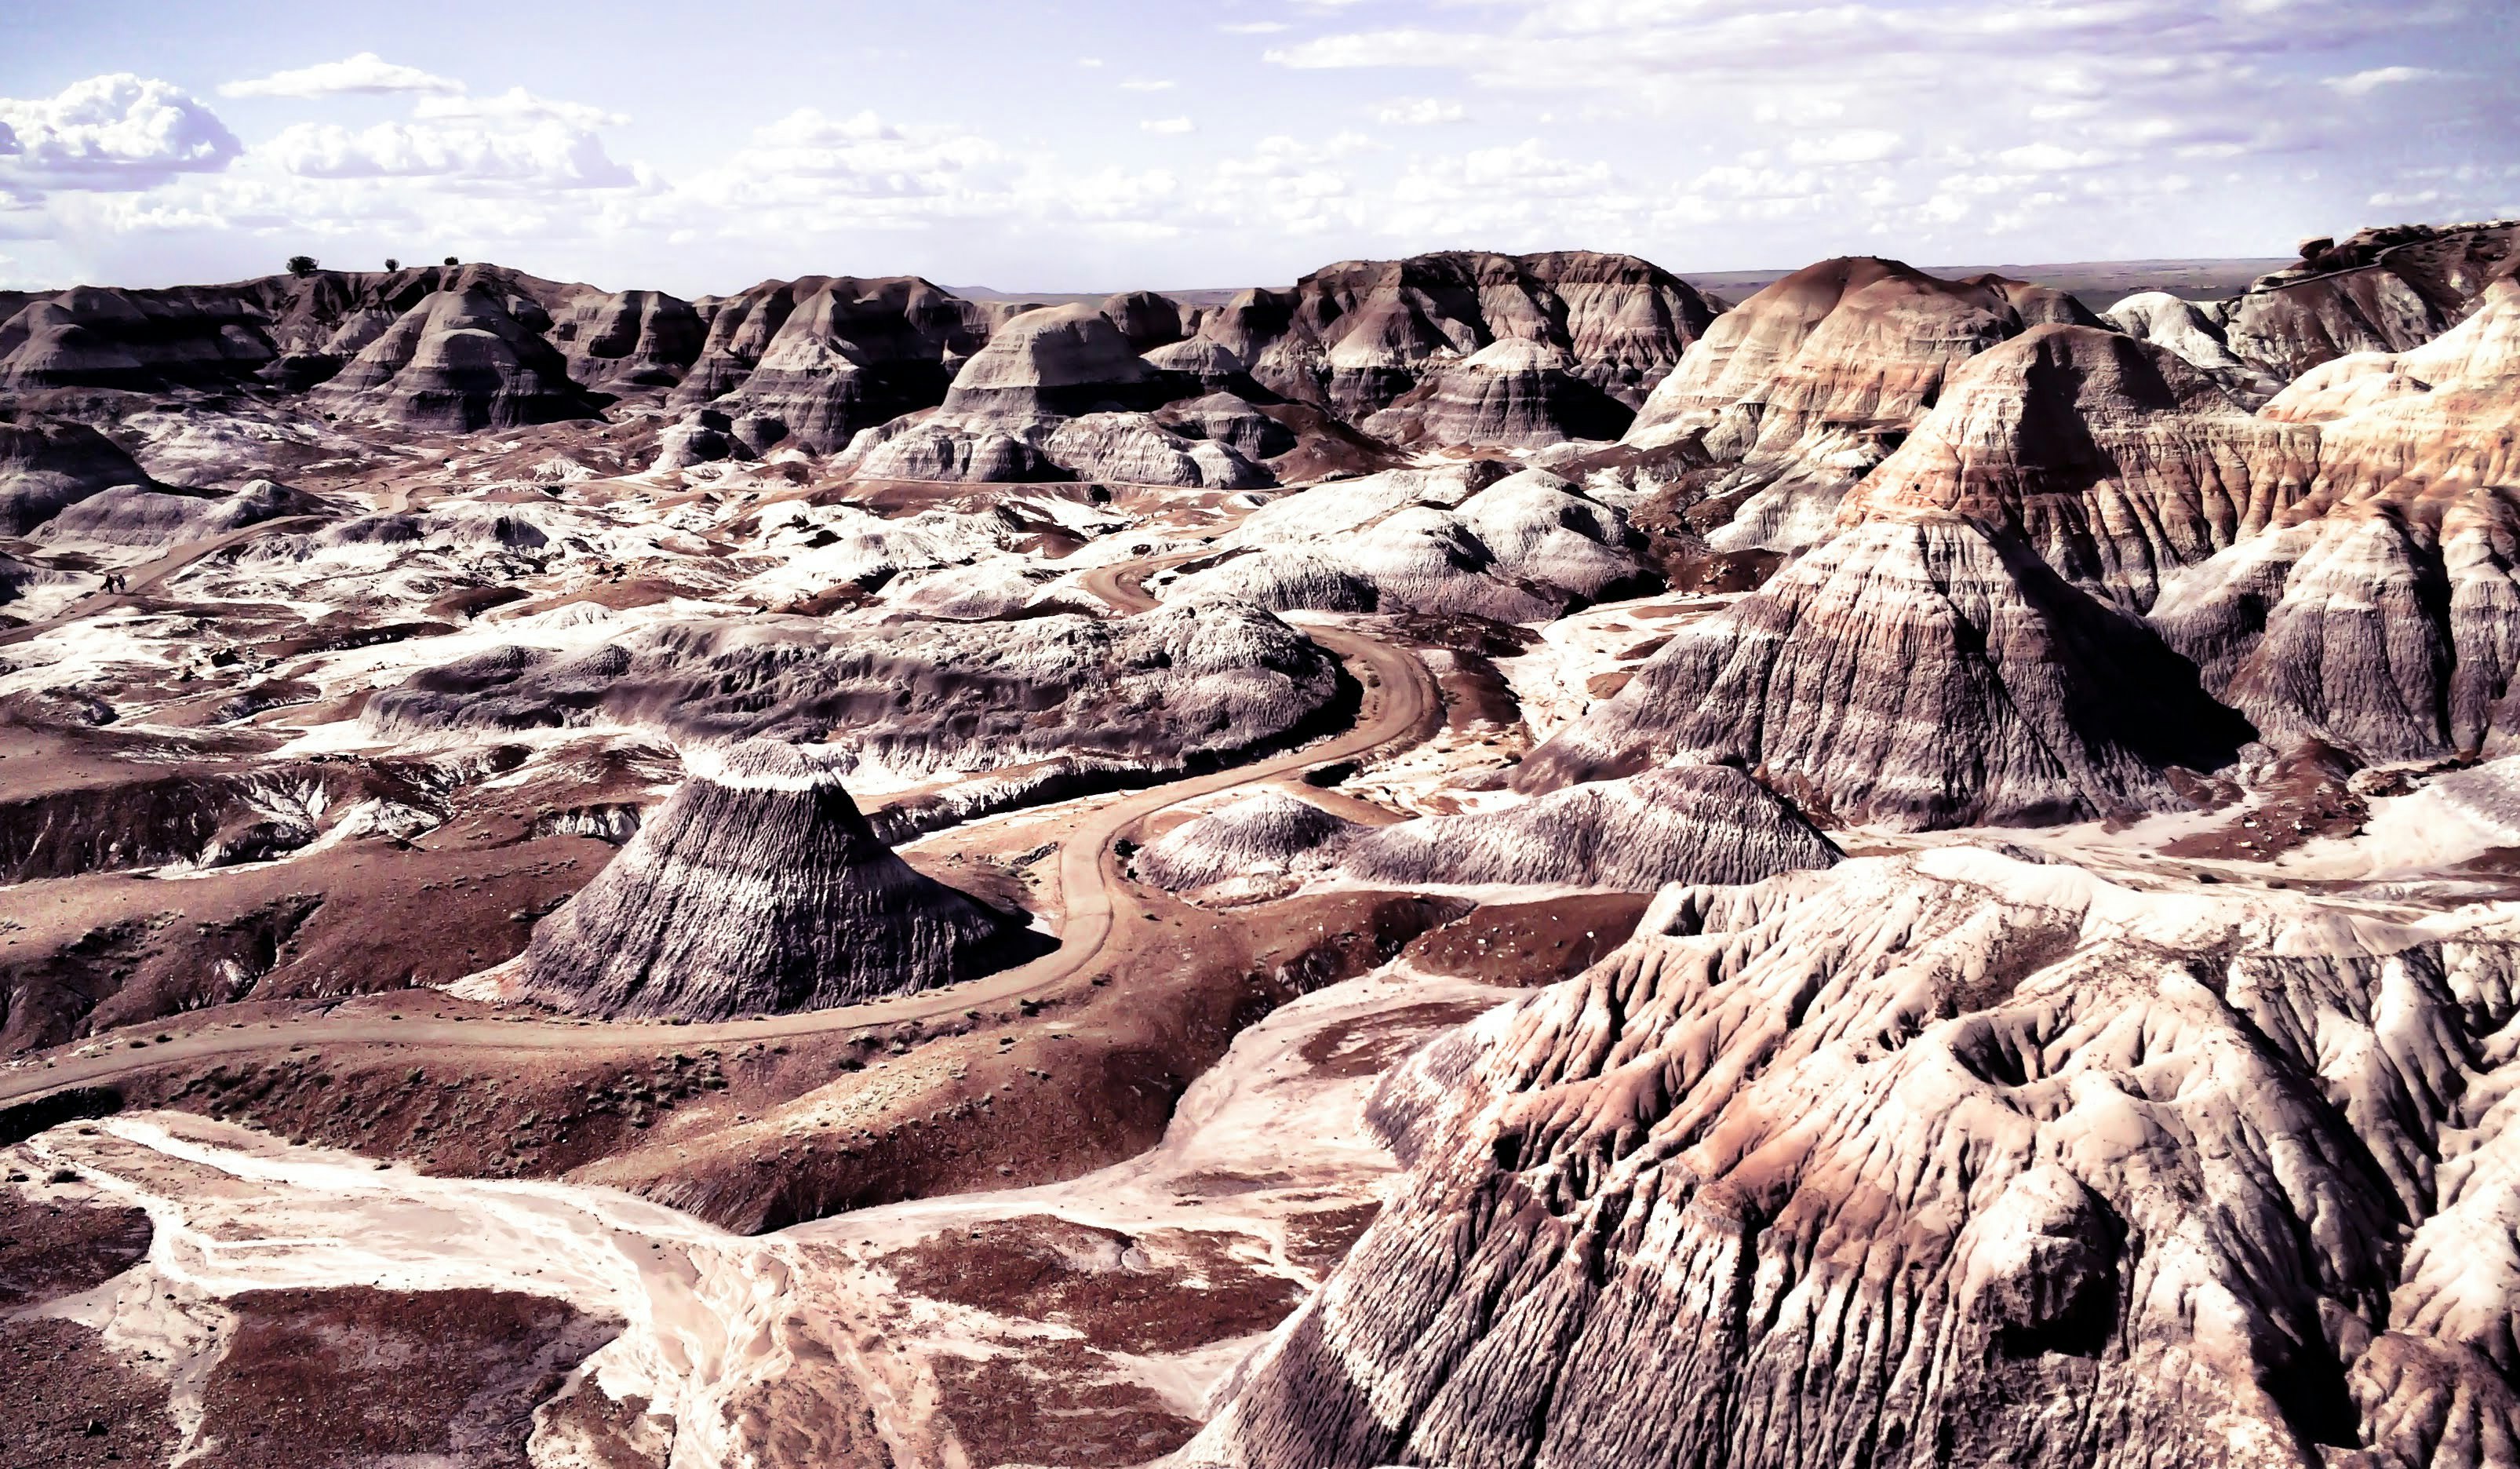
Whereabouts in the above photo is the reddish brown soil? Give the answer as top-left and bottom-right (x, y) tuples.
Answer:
(2162, 740), (2368, 862)
(196, 1285), (620, 1468)
(1400, 893), (1655, 986)
(935, 1346), (1204, 1469)
(0, 1187), (153, 1306)
(0, 1316), (178, 1468)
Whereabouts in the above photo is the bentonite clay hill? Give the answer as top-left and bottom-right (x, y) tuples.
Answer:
(9, 217), (2520, 1469)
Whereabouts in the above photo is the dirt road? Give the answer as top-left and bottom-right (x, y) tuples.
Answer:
(0, 560), (1440, 1106)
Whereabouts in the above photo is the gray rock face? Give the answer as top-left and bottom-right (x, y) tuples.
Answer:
(935, 303), (1180, 421)
(697, 276), (992, 451)
(519, 738), (1050, 1020)
(1101, 289), (1189, 352)
(551, 289), (705, 390)
(2220, 220), (2520, 381)
(31, 478), (327, 548)
(1625, 256), (2099, 553)
(1522, 510), (2251, 828)
(0, 284), (277, 389)
(2103, 290), (2285, 404)
(362, 600), (1346, 782)
(1181, 848), (2520, 1469)
(1223, 250), (1721, 421)
(0, 414), (155, 535)
(1168, 464), (1650, 621)
(1154, 392), (1298, 461)
(311, 284), (599, 431)
(1140, 764), (1840, 897)
(1360, 337), (1637, 448)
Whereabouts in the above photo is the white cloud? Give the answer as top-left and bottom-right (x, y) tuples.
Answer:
(1375, 97), (1466, 126)
(1221, 21), (1290, 34)
(220, 53), (464, 100)
(1120, 79), (1178, 92)
(412, 88), (627, 129)
(1142, 117), (1196, 135)
(0, 75), (240, 188)
(1077, 56), (1105, 68)
(2325, 66), (2440, 97)
(265, 118), (635, 188)
(1786, 129), (1904, 166)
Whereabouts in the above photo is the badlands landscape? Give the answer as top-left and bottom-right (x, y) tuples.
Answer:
(3, 220), (2520, 1468)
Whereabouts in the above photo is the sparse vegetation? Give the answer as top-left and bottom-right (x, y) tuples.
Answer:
(384, 257), (400, 271)
(286, 254), (319, 277)
(442, 255), (459, 266)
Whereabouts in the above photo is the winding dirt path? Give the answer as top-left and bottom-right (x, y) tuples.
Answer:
(0, 556), (1441, 1106)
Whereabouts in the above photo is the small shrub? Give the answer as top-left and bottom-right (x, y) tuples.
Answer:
(384, 257), (400, 271)
(286, 254), (319, 276)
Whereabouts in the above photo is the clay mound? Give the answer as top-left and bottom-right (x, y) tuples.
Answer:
(362, 599), (1346, 781)
(1142, 338), (1255, 393)
(1522, 509), (2250, 828)
(1233, 250), (1720, 418)
(0, 284), (275, 390)
(1840, 323), (2318, 611)
(1623, 257), (2099, 552)
(1171, 463), (1648, 621)
(519, 739), (1051, 1019)
(312, 284), (599, 431)
(2101, 290), (2282, 403)
(0, 414), (156, 535)
(1362, 337), (1637, 448)
(1154, 392), (1298, 461)
(2221, 219), (2520, 380)
(1102, 289), (1188, 352)
(850, 417), (1069, 483)
(552, 289), (705, 390)
(938, 303), (1181, 421)
(0, 549), (71, 607)
(703, 276), (989, 451)
(2150, 279), (2520, 763)
(34, 478), (329, 548)
(1138, 789), (1359, 893)
(1180, 848), (2520, 1469)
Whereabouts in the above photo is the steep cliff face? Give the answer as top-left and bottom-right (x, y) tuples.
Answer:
(2150, 280), (2520, 763)
(1520, 509), (2249, 828)
(1841, 324), (2319, 612)
(550, 289), (706, 390)
(696, 275), (993, 451)
(520, 739), (1049, 1019)
(1200, 250), (1717, 419)
(1183, 850), (2520, 1469)
(2220, 220), (2520, 381)
(1622, 257), (2099, 553)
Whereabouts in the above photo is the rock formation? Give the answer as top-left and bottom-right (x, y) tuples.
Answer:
(2102, 290), (2284, 404)
(31, 478), (328, 548)
(1521, 509), (2251, 827)
(2220, 219), (2520, 381)
(519, 738), (1050, 1019)
(1181, 848), (2520, 1469)
(363, 599), (1346, 782)
(1837, 323), (2318, 611)
(2150, 276), (2520, 762)
(1360, 337), (1637, 448)
(0, 414), (155, 535)
(1140, 764), (1839, 899)
(1624, 257), (2098, 552)
(1167, 463), (1651, 621)
(311, 284), (601, 431)
(550, 289), (705, 391)
(694, 276), (993, 451)
(1153, 392), (1298, 461)
(1101, 289), (1188, 352)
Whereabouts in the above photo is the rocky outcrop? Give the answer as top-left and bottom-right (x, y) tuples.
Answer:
(311, 284), (600, 431)
(1192, 252), (1718, 420)
(519, 738), (1050, 1019)
(550, 289), (705, 391)
(2150, 279), (2520, 762)
(2102, 290), (2285, 404)
(695, 276), (992, 451)
(31, 478), (328, 548)
(934, 304), (1180, 421)
(1839, 323), (2319, 611)
(1153, 392), (1298, 461)
(1182, 848), (2520, 1469)
(1167, 463), (1651, 621)
(1360, 338), (1637, 448)
(1522, 509), (2251, 828)
(0, 285), (275, 390)
(1102, 289), (1188, 352)
(2220, 220), (2520, 381)
(362, 600), (1346, 783)
(1624, 257), (2099, 552)
(1140, 764), (1839, 899)
(0, 414), (155, 535)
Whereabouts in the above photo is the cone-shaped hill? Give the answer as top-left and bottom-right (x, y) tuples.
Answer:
(520, 739), (1053, 1019)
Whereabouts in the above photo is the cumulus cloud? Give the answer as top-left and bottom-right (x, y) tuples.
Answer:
(1786, 129), (1904, 166)
(0, 75), (241, 188)
(265, 118), (636, 187)
(1375, 97), (1466, 126)
(1221, 21), (1289, 34)
(1142, 117), (1197, 135)
(1120, 79), (1178, 92)
(412, 88), (628, 129)
(219, 53), (464, 99)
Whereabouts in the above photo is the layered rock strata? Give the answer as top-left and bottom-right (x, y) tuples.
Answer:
(1182, 848), (2520, 1469)
(694, 275), (993, 451)
(2220, 220), (2520, 381)
(550, 289), (706, 390)
(0, 414), (157, 535)
(311, 284), (600, 431)
(520, 738), (1049, 1019)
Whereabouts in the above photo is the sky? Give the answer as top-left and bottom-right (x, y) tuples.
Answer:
(1, 0), (2513, 297)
